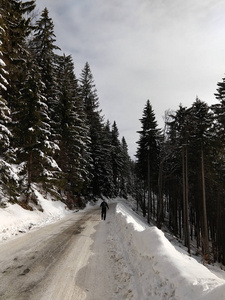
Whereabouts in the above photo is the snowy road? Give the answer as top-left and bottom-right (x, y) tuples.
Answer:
(1, 201), (225, 300)
(0, 205), (110, 299)
(0, 203), (134, 300)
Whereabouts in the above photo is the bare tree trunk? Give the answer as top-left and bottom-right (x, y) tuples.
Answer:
(157, 160), (164, 229)
(147, 151), (150, 224)
(26, 138), (33, 204)
(143, 184), (146, 218)
(185, 146), (190, 253)
(182, 147), (186, 238)
(201, 146), (209, 261)
(182, 146), (190, 253)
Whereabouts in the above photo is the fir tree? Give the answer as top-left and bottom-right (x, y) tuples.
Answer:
(0, 12), (10, 159)
(136, 100), (161, 189)
(79, 62), (100, 115)
(189, 98), (213, 260)
(0, 13), (8, 92)
(120, 136), (131, 198)
(111, 121), (123, 196)
(100, 121), (114, 197)
(15, 53), (60, 201)
(79, 62), (104, 197)
(55, 54), (91, 198)
(136, 100), (161, 219)
(0, 0), (35, 201)
(0, 53), (16, 200)
(1, 0), (36, 109)
(30, 7), (60, 143)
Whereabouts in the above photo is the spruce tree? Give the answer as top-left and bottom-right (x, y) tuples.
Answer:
(111, 121), (123, 196)
(30, 7), (60, 143)
(101, 121), (114, 197)
(189, 98), (213, 260)
(0, 17), (15, 199)
(167, 105), (191, 250)
(79, 62), (104, 197)
(211, 78), (225, 264)
(55, 54), (91, 199)
(120, 136), (131, 198)
(1, 0), (36, 109)
(0, 13), (8, 92)
(136, 100), (161, 219)
(15, 53), (61, 201)
(136, 100), (161, 191)
(0, 0), (36, 201)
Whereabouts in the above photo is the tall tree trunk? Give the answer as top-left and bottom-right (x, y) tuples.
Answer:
(216, 190), (222, 263)
(201, 146), (209, 261)
(157, 160), (164, 228)
(26, 151), (32, 204)
(182, 146), (190, 253)
(147, 151), (150, 223)
(143, 185), (146, 218)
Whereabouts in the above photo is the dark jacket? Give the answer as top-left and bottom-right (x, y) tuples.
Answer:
(100, 201), (109, 210)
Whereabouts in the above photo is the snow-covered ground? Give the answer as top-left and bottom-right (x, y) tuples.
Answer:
(1, 194), (225, 299)
(0, 190), (72, 241)
(113, 203), (225, 299)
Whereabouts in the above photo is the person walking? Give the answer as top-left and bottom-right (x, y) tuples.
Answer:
(100, 200), (109, 220)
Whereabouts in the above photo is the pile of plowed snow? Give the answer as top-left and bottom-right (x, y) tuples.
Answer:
(114, 203), (225, 300)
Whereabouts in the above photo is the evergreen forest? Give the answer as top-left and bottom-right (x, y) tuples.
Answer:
(0, 0), (134, 207)
(2, 0), (225, 266)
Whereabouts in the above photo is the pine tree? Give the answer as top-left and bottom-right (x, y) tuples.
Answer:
(136, 100), (161, 220)
(79, 62), (100, 116)
(30, 7), (60, 143)
(211, 79), (225, 264)
(163, 109), (183, 237)
(136, 100), (160, 182)
(0, 13), (8, 92)
(15, 53), (61, 202)
(0, 44), (15, 198)
(0, 14), (10, 151)
(189, 98), (213, 260)
(166, 105), (191, 251)
(1, 0), (36, 109)
(0, 18), (15, 199)
(0, 0), (36, 201)
(120, 136), (131, 198)
(165, 100), (214, 256)
(79, 62), (104, 197)
(111, 121), (123, 196)
(55, 54), (91, 200)
(99, 121), (114, 197)
(0, 96), (15, 201)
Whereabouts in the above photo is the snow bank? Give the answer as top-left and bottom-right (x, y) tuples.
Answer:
(115, 203), (225, 300)
(1, 197), (225, 299)
(0, 191), (71, 242)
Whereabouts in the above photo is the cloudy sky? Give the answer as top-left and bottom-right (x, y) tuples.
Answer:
(35, 0), (225, 158)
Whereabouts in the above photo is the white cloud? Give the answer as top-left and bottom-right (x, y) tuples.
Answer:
(35, 0), (225, 158)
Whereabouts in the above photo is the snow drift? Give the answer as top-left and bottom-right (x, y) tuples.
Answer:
(115, 203), (225, 300)
(0, 190), (71, 241)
